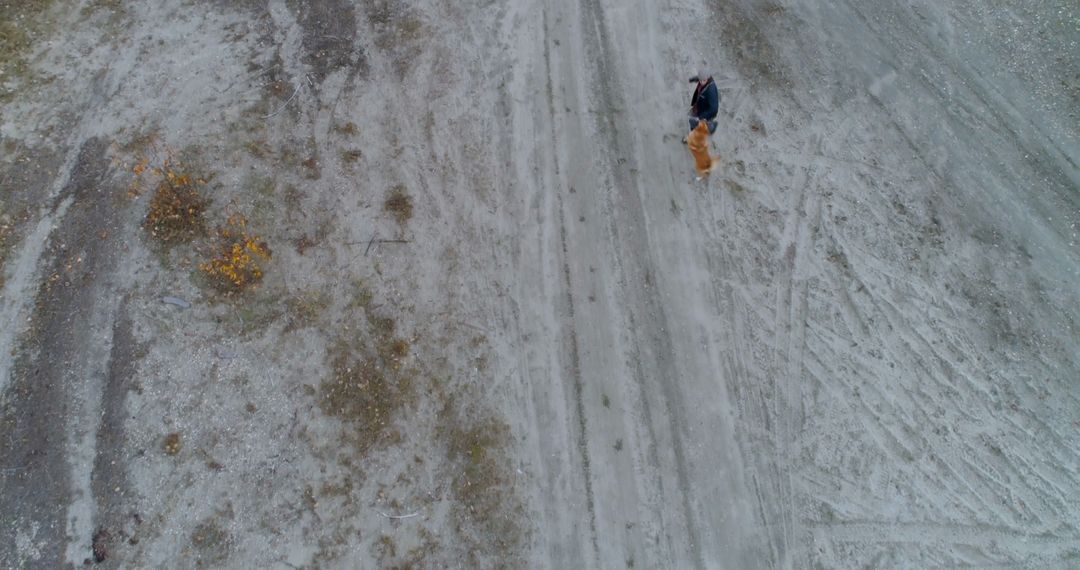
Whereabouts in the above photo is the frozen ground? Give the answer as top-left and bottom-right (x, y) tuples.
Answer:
(1, 0), (1078, 568)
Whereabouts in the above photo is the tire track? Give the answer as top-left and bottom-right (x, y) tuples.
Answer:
(537, 4), (604, 564)
(770, 166), (818, 567)
(0, 138), (124, 568)
(556, 191), (601, 562)
(820, 521), (1080, 559)
(574, 0), (705, 566)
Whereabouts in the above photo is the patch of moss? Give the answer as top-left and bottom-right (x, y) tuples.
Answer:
(284, 291), (330, 332)
(435, 394), (522, 562)
(0, 219), (12, 289)
(375, 535), (396, 560)
(320, 348), (413, 455)
(283, 184), (302, 212)
(348, 280), (374, 310)
(232, 292), (283, 335)
(0, 0), (55, 101)
(247, 173), (275, 197)
(368, 314), (396, 338)
(319, 476), (355, 500)
(380, 338), (410, 371)
(191, 518), (232, 567)
(242, 139), (272, 159)
(118, 128), (160, 155)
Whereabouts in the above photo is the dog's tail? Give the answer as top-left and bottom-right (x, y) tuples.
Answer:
(709, 155), (721, 173)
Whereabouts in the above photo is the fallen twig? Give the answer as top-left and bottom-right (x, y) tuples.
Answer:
(263, 81), (303, 119)
(366, 237), (410, 256)
(455, 320), (487, 333)
(378, 511), (420, 520)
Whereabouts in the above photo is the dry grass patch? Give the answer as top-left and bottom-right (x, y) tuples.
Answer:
(293, 231), (322, 255)
(366, 2), (425, 78)
(384, 184), (413, 226)
(374, 526), (439, 569)
(340, 148), (363, 164)
(142, 162), (209, 245)
(334, 122), (359, 136)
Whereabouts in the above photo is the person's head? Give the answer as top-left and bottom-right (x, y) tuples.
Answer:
(697, 68), (712, 84)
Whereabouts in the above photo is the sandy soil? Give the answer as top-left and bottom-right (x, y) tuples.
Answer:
(1, 0), (1078, 568)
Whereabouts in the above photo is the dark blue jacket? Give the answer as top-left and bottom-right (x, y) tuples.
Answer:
(691, 79), (719, 120)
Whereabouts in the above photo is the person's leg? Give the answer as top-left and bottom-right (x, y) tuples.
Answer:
(683, 116), (699, 143)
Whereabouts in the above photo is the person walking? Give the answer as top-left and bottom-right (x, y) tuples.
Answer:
(683, 70), (719, 143)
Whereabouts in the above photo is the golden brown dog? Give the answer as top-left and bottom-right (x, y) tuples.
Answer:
(687, 119), (720, 180)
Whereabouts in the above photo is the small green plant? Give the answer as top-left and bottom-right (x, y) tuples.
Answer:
(162, 432), (182, 455)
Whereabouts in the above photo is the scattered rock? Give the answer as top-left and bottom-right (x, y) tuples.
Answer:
(161, 296), (190, 309)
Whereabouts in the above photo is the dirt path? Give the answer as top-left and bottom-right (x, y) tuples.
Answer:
(506, 0), (770, 567)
